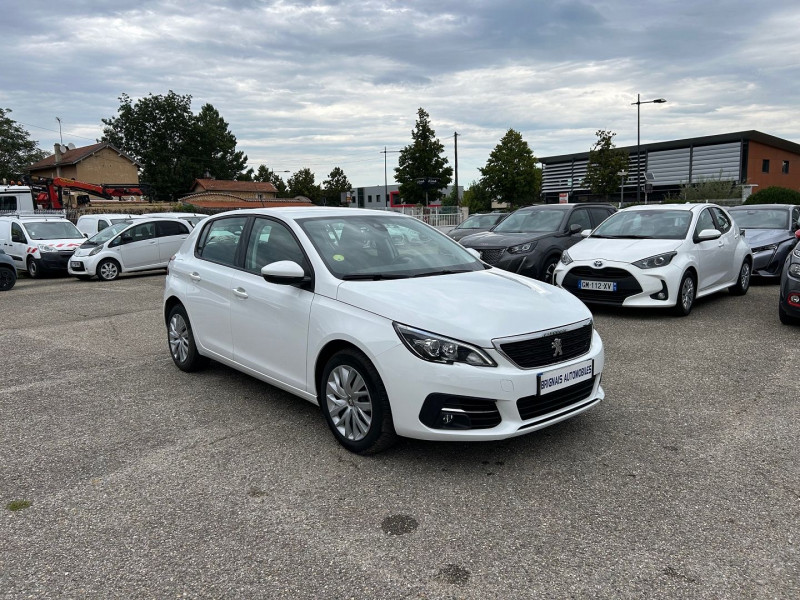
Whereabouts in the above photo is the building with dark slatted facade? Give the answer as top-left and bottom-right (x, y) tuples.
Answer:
(540, 130), (800, 203)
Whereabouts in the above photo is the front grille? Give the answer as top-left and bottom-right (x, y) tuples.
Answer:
(517, 376), (596, 421)
(498, 323), (592, 369)
(419, 394), (501, 430)
(562, 266), (642, 305)
(478, 248), (505, 264)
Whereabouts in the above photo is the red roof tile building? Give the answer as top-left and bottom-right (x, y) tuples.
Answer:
(28, 142), (140, 184)
(182, 179), (313, 209)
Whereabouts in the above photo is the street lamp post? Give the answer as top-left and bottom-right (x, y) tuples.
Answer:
(631, 94), (666, 204)
(618, 170), (627, 208)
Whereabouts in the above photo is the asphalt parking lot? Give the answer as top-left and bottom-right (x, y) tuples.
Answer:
(1, 273), (797, 599)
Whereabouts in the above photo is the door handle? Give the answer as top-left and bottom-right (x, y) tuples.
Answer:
(232, 287), (248, 299)
(189, 272), (201, 282)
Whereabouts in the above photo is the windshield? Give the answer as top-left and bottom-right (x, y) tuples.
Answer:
(458, 214), (505, 229)
(592, 209), (692, 240)
(729, 208), (789, 229)
(298, 215), (487, 279)
(23, 221), (83, 240)
(84, 221), (131, 246)
(492, 209), (565, 233)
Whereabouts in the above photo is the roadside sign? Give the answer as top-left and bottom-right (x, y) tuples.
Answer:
(559, 193), (569, 204)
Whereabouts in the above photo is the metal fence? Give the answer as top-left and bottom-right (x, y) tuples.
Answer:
(380, 206), (468, 228)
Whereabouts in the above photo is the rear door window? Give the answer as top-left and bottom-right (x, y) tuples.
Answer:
(156, 220), (190, 237)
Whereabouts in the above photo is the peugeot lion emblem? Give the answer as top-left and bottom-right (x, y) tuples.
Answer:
(593, 260), (603, 268)
(552, 338), (563, 357)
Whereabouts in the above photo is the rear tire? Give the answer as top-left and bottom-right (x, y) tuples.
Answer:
(0, 266), (16, 291)
(673, 272), (695, 316)
(26, 257), (40, 279)
(97, 259), (120, 281)
(319, 348), (397, 454)
(729, 260), (751, 296)
(167, 305), (209, 372)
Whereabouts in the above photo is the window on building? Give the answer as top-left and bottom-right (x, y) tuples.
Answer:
(762, 159), (770, 173)
(782, 160), (789, 174)
(368, 195), (372, 203)
(377, 194), (381, 203)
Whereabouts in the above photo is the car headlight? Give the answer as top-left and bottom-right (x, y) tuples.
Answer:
(507, 241), (537, 254)
(792, 246), (800, 259)
(632, 251), (677, 269)
(37, 244), (59, 253)
(752, 244), (778, 253)
(789, 264), (800, 278)
(89, 246), (104, 256)
(394, 323), (496, 367)
(560, 250), (573, 265)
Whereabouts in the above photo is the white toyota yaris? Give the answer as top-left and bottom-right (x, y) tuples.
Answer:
(163, 208), (605, 454)
(553, 203), (752, 316)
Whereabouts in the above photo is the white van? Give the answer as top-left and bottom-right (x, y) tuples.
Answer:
(76, 213), (137, 237)
(68, 217), (191, 281)
(0, 214), (85, 277)
(0, 185), (36, 213)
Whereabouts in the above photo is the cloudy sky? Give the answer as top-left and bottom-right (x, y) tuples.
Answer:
(3, 1), (800, 188)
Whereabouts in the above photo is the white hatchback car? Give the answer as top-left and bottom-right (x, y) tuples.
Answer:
(163, 208), (607, 454)
(69, 218), (191, 280)
(553, 203), (752, 315)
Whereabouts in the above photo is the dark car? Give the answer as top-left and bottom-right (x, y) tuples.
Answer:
(728, 204), (800, 279)
(447, 212), (508, 241)
(0, 248), (17, 291)
(460, 203), (616, 282)
(778, 229), (800, 325)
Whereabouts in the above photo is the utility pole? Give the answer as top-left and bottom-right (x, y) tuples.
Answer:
(380, 146), (400, 207)
(454, 131), (459, 207)
(56, 117), (63, 145)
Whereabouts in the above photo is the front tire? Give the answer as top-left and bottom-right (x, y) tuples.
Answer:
(26, 257), (40, 279)
(542, 256), (559, 284)
(97, 259), (120, 281)
(167, 305), (208, 372)
(319, 348), (397, 454)
(673, 272), (696, 316)
(729, 260), (751, 296)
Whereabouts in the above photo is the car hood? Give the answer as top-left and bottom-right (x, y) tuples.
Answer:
(743, 229), (792, 248)
(460, 230), (556, 248)
(448, 228), (488, 241)
(335, 269), (592, 346)
(569, 238), (682, 262)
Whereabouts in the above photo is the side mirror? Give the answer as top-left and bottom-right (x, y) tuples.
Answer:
(795, 229), (800, 240)
(740, 228), (746, 238)
(261, 260), (309, 285)
(121, 234), (133, 243)
(697, 228), (722, 241)
(581, 229), (592, 238)
(569, 223), (582, 234)
(83, 233), (88, 238)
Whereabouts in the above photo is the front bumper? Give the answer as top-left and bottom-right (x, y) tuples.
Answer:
(473, 247), (545, 280)
(554, 260), (681, 308)
(68, 255), (100, 277)
(378, 330), (605, 441)
(37, 251), (75, 272)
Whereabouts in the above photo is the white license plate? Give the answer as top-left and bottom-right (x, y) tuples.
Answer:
(579, 279), (616, 291)
(70, 261), (81, 268)
(537, 359), (594, 396)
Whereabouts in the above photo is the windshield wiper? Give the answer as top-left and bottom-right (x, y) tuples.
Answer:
(412, 269), (473, 278)
(341, 273), (410, 280)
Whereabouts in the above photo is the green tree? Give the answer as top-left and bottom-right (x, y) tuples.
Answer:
(395, 108), (453, 205)
(479, 129), (541, 208)
(663, 174), (742, 203)
(322, 166), (351, 205)
(462, 180), (492, 213)
(288, 168), (321, 203)
(102, 91), (248, 201)
(584, 130), (629, 200)
(193, 104), (248, 181)
(237, 168), (254, 181)
(253, 164), (288, 194)
(743, 185), (800, 205)
(0, 108), (47, 182)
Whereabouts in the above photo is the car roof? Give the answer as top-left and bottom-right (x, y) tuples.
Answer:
(207, 207), (414, 221)
(728, 204), (795, 210)
(619, 203), (720, 212)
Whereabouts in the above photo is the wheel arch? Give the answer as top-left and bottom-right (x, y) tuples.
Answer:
(314, 339), (374, 398)
(164, 295), (184, 326)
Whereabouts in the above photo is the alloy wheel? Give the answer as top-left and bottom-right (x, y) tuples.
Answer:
(681, 276), (695, 311)
(326, 365), (373, 441)
(169, 313), (190, 364)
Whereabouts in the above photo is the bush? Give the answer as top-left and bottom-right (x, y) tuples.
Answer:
(743, 186), (800, 205)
